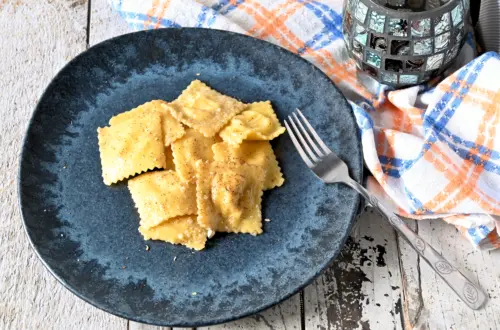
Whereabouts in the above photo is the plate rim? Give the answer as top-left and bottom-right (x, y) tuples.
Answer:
(18, 27), (363, 327)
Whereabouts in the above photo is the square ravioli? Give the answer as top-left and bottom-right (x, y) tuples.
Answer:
(128, 170), (196, 229)
(139, 215), (207, 251)
(97, 113), (167, 185)
(109, 100), (185, 146)
(219, 101), (286, 144)
(212, 141), (284, 190)
(195, 160), (265, 235)
(171, 128), (220, 182)
(164, 80), (246, 137)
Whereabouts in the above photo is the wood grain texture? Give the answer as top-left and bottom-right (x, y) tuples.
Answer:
(201, 295), (301, 330)
(0, 1), (126, 329)
(397, 220), (425, 330)
(304, 209), (404, 330)
(89, 0), (130, 46)
(129, 322), (193, 330)
(399, 219), (500, 330)
(129, 321), (172, 330)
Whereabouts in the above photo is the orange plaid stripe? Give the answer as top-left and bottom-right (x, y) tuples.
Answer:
(236, 0), (374, 102)
(387, 92), (424, 127)
(406, 71), (499, 214)
(372, 129), (392, 186)
(456, 225), (470, 237)
(438, 81), (497, 111)
(154, 0), (171, 29)
(144, 0), (171, 29)
(384, 129), (397, 160)
(437, 89), (499, 212)
(383, 102), (415, 133)
(247, 0), (304, 38)
(435, 143), (499, 211)
(368, 163), (388, 190)
(443, 214), (466, 226)
(421, 123), (500, 214)
(239, 0), (306, 53)
(315, 52), (374, 102)
(376, 129), (386, 155)
(144, 0), (161, 28)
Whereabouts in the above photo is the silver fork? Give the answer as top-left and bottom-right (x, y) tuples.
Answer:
(285, 109), (486, 310)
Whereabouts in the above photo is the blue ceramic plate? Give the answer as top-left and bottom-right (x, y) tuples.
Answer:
(19, 28), (362, 327)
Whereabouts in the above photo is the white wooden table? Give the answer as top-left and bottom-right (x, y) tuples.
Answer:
(1, 1), (499, 329)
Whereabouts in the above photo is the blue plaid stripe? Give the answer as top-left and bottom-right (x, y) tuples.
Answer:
(404, 186), (426, 213)
(297, 0), (343, 54)
(116, 11), (181, 28)
(206, 0), (231, 26)
(438, 133), (500, 175)
(467, 227), (484, 244)
(381, 165), (400, 178)
(467, 225), (492, 245)
(351, 102), (374, 132)
(196, 6), (211, 27)
(379, 156), (412, 168)
(219, 0), (245, 15)
(113, 0), (181, 28)
(377, 54), (491, 179)
(479, 225), (492, 236)
(424, 53), (493, 133)
(148, 15), (181, 28)
(197, 0), (245, 27)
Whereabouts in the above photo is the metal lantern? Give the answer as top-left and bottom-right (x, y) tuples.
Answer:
(342, 0), (470, 87)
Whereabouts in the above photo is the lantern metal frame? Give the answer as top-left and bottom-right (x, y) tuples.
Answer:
(342, 0), (470, 87)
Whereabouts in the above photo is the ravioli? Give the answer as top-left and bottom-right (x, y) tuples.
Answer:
(109, 100), (185, 146)
(98, 81), (286, 250)
(212, 141), (284, 190)
(171, 128), (220, 182)
(128, 170), (196, 229)
(195, 160), (265, 235)
(97, 113), (166, 185)
(219, 101), (285, 144)
(139, 215), (207, 251)
(164, 80), (246, 137)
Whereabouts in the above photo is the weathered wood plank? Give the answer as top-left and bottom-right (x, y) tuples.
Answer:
(395, 220), (424, 330)
(129, 321), (172, 330)
(201, 294), (301, 330)
(128, 323), (194, 330)
(89, 0), (130, 46)
(0, 1), (127, 329)
(399, 219), (500, 330)
(304, 209), (404, 330)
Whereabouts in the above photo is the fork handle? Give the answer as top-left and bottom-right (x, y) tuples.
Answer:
(345, 178), (487, 310)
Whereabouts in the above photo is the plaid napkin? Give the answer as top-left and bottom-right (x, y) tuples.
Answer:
(111, 0), (500, 250)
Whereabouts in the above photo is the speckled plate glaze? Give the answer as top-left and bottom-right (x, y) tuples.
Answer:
(19, 28), (362, 327)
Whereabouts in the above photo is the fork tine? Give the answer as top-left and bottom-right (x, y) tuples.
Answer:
(284, 120), (314, 168)
(292, 113), (324, 157)
(296, 109), (332, 154)
(287, 115), (320, 163)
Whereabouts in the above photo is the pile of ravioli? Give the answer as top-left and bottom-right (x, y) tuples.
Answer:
(97, 80), (285, 250)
